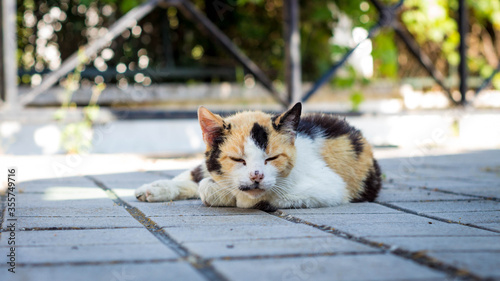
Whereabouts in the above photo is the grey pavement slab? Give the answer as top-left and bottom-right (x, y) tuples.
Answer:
(13, 206), (131, 217)
(376, 187), (476, 202)
(389, 200), (500, 213)
(427, 251), (500, 279)
(3, 150), (500, 280)
(15, 178), (99, 193)
(164, 224), (329, 243)
(92, 171), (171, 182)
(292, 213), (438, 225)
(391, 178), (495, 189)
(12, 194), (116, 208)
(0, 228), (159, 247)
(91, 172), (171, 190)
(282, 203), (401, 215)
(290, 213), (497, 237)
(153, 214), (291, 228)
(183, 236), (379, 259)
(2, 216), (143, 230)
(2, 262), (205, 281)
(418, 211), (500, 224)
(1, 243), (179, 265)
(367, 236), (500, 252)
(131, 201), (266, 217)
(431, 186), (500, 199)
(212, 254), (447, 281)
(475, 223), (500, 231)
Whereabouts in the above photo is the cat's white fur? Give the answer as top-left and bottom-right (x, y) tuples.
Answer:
(135, 134), (348, 208)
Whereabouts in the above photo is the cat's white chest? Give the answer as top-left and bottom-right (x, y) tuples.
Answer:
(270, 136), (348, 208)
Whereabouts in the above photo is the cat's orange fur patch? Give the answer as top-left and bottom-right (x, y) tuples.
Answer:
(321, 135), (374, 201)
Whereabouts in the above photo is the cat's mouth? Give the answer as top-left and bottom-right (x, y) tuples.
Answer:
(243, 188), (266, 198)
(239, 184), (266, 198)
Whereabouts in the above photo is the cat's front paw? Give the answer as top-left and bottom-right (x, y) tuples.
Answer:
(199, 178), (236, 207)
(135, 180), (180, 202)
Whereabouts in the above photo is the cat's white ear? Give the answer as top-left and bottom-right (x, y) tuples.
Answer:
(272, 102), (302, 136)
(198, 106), (225, 147)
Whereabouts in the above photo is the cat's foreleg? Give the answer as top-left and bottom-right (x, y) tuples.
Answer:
(135, 166), (204, 202)
(198, 178), (236, 207)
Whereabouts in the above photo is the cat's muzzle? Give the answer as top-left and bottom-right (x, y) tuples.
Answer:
(239, 182), (261, 191)
(239, 183), (266, 198)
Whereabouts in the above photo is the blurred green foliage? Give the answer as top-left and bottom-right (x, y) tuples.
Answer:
(15, 0), (500, 90)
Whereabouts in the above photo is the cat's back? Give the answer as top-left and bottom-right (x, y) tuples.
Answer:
(296, 113), (382, 202)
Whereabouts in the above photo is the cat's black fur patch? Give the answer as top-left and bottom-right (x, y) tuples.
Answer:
(253, 201), (278, 212)
(297, 114), (358, 139)
(298, 114), (364, 155)
(250, 123), (268, 151)
(352, 159), (382, 202)
(205, 128), (226, 175)
(190, 165), (205, 183)
(348, 130), (364, 157)
(272, 103), (302, 132)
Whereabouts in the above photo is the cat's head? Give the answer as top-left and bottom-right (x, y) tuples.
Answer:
(198, 103), (302, 199)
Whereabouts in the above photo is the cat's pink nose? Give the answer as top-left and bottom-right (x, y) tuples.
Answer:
(250, 170), (264, 182)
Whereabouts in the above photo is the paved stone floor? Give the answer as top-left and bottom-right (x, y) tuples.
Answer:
(1, 149), (499, 281)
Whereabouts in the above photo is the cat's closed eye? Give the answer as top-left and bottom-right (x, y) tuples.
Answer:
(230, 157), (246, 165)
(265, 155), (279, 164)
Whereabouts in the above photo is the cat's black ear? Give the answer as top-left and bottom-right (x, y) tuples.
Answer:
(272, 102), (302, 136)
(198, 106), (226, 147)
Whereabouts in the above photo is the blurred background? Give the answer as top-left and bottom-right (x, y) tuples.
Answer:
(1, 0), (500, 156)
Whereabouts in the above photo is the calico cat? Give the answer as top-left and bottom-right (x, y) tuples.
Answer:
(135, 103), (381, 211)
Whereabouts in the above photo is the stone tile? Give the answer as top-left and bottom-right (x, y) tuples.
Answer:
(131, 202), (266, 217)
(212, 254), (446, 281)
(12, 194), (116, 208)
(282, 203), (400, 215)
(476, 223), (500, 232)
(376, 187), (475, 202)
(91, 172), (170, 190)
(152, 215), (291, 228)
(183, 236), (379, 259)
(368, 236), (500, 252)
(14, 206), (131, 217)
(294, 219), (495, 237)
(294, 213), (434, 225)
(0, 228), (159, 247)
(0, 262), (205, 281)
(164, 224), (328, 243)
(91, 172), (170, 183)
(425, 211), (500, 224)
(428, 252), (500, 279)
(294, 210), (500, 228)
(2, 216), (143, 230)
(389, 200), (500, 213)
(392, 178), (490, 189)
(434, 186), (500, 199)
(15, 179), (100, 193)
(1, 244), (178, 265)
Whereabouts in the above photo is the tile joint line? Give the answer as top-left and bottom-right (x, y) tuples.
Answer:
(270, 209), (485, 281)
(376, 201), (500, 234)
(85, 175), (228, 281)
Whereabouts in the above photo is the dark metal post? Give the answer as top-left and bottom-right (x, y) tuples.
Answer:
(176, 0), (287, 107)
(0, 0), (18, 108)
(283, 0), (302, 106)
(458, 0), (468, 105)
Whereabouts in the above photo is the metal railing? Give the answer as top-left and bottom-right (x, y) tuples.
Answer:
(1, 0), (498, 110)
